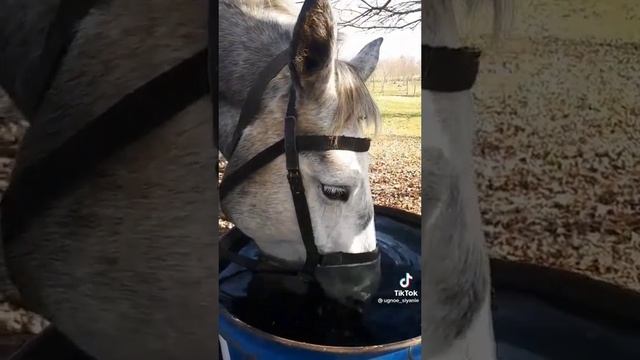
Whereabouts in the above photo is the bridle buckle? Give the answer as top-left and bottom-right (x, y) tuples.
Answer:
(287, 169), (304, 195)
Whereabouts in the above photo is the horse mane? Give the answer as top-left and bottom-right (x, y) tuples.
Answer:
(231, 0), (296, 15)
(459, 0), (513, 36)
(333, 61), (381, 135)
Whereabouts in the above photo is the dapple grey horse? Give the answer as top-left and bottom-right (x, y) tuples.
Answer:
(218, 0), (383, 302)
(423, 0), (511, 359)
(0, 1), (216, 359)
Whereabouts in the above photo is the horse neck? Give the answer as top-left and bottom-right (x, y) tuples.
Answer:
(423, 1), (480, 225)
(217, 1), (294, 157)
(422, 4), (495, 356)
(11, 0), (206, 178)
(1, 2), (216, 358)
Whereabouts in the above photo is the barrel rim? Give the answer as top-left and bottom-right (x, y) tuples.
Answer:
(219, 205), (422, 353)
(373, 205), (420, 226)
(219, 306), (422, 353)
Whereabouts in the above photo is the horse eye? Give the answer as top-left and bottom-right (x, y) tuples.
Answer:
(321, 184), (349, 202)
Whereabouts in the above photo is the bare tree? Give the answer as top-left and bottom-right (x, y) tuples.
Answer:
(370, 60), (391, 94)
(368, 56), (420, 96)
(331, 0), (420, 30)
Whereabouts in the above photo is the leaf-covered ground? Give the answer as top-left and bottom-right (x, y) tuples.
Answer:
(369, 95), (421, 214)
(470, 36), (640, 290)
(458, 0), (640, 291)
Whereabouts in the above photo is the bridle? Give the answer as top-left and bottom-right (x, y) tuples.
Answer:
(219, 20), (380, 281)
(219, 22), (482, 286)
(219, 48), (380, 280)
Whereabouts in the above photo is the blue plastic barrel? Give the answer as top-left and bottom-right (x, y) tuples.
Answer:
(219, 307), (421, 359)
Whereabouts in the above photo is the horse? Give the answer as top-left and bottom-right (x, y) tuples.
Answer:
(422, 0), (511, 359)
(0, 1), (216, 359)
(218, 0), (384, 304)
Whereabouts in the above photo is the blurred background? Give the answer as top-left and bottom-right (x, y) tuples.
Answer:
(466, 0), (639, 291)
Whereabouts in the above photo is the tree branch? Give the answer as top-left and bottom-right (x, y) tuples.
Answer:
(332, 0), (421, 31)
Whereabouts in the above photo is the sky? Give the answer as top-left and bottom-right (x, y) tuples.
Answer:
(338, 26), (421, 61)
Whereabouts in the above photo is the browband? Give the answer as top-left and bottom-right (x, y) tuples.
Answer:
(422, 45), (481, 92)
(219, 135), (370, 200)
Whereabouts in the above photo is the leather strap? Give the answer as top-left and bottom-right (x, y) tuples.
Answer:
(219, 230), (260, 270)
(220, 140), (285, 200)
(1, 49), (210, 242)
(295, 135), (371, 152)
(227, 49), (290, 157)
(219, 228), (300, 275)
(283, 84), (319, 274)
(422, 45), (481, 92)
(318, 248), (380, 267)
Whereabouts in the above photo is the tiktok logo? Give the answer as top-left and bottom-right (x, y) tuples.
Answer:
(385, 272), (419, 300)
(399, 273), (413, 288)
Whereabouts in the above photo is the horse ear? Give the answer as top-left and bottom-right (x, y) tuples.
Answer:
(349, 38), (383, 81)
(289, 0), (336, 88)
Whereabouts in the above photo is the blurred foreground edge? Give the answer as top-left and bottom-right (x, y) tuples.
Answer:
(6, 257), (639, 359)
(5, 326), (92, 360)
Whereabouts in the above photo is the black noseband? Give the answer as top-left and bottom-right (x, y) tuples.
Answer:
(422, 45), (481, 92)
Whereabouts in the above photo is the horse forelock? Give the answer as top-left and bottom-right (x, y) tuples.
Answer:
(332, 61), (380, 135)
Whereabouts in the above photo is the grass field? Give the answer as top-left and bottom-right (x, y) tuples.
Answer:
(368, 93), (421, 214)
(372, 95), (420, 137)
